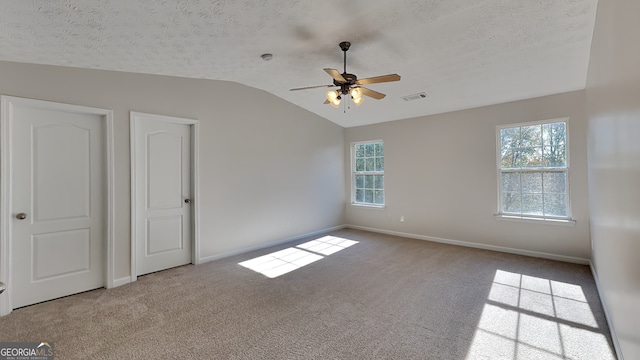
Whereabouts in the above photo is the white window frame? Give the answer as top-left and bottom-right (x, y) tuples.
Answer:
(495, 118), (575, 224)
(351, 140), (385, 208)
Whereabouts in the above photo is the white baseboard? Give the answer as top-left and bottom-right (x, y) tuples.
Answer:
(198, 225), (347, 264)
(111, 276), (132, 288)
(345, 224), (591, 265)
(589, 262), (625, 360)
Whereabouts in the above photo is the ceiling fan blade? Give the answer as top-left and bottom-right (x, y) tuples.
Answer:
(360, 87), (386, 100)
(324, 68), (347, 83)
(290, 84), (334, 91)
(356, 74), (401, 85)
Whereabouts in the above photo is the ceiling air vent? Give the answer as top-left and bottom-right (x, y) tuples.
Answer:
(401, 92), (428, 101)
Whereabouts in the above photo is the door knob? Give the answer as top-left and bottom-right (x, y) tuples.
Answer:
(16, 213), (27, 220)
(184, 199), (192, 204)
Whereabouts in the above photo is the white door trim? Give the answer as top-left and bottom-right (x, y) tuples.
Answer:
(0, 96), (115, 316)
(130, 111), (200, 282)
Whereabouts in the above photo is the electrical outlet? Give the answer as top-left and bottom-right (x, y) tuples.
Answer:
(400, 216), (405, 222)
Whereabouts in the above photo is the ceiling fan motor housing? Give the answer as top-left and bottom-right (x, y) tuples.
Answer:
(335, 73), (358, 94)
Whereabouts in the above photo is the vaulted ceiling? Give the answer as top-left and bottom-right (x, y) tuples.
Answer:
(0, 0), (598, 127)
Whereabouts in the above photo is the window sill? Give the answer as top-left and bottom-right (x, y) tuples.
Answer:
(494, 214), (576, 226)
(350, 203), (386, 210)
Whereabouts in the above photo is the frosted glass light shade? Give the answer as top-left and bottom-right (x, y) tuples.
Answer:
(326, 90), (339, 101)
(350, 87), (362, 100)
(327, 90), (341, 108)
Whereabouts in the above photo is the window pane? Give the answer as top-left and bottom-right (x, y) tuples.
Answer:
(365, 158), (374, 171)
(355, 175), (364, 189)
(544, 145), (566, 167)
(542, 123), (550, 146)
(374, 190), (384, 204)
(521, 172), (542, 193)
(375, 142), (384, 156)
(520, 125), (542, 148)
(365, 143), (375, 157)
(365, 190), (374, 203)
(501, 151), (518, 169)
(355, 158), (365, 172)
(543, 172), (566, 194)
(522, 194), (543, 215)
(374, 175), (384, 189)
(518, 148), (532, 167)
(551, 122), (566, 137)
(544, 194), (567, 216)
(355, 144), (365, 158)
(502, 192), (521, 213)
(522, 147), (543, 167)
(512, 149), (527, 168)
(364, 175), (374, 189)
(543, 122), (566, 147)
(355, 189), (364, 203)
(375, 157), (384, 171)
(501, 173), (520, 192)
(501, 128), (520, 148)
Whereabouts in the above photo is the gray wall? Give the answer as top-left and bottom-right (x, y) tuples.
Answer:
(0, 61), (345, 280)
(586, 0), (640, 357)
(345, 91), (591, 260)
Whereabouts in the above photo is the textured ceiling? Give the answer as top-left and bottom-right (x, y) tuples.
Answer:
(0, 0), (598, 127)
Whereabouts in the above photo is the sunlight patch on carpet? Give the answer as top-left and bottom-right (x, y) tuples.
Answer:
(295, 236), (358, 255)
(465, 270), (615, 360)
(238, 236), (358, 278)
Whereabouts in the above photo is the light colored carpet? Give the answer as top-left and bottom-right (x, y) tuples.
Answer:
(0, 229), (616, 359)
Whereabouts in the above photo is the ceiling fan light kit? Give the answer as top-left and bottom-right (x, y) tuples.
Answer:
(290, 41), (401, 111)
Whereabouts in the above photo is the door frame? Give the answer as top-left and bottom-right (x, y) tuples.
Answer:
(0, 96), (115, 316)
(129, 111), (200, 282)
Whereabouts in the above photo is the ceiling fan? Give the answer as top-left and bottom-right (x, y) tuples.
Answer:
(290, 41), (401, 109)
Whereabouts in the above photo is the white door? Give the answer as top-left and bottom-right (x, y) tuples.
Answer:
(133, 113), (193, 276)
(11, 100), (106, 308)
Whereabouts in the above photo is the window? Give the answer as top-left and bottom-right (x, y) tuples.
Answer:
(497, 120), (570, 220)
(352, 141), (384, 206)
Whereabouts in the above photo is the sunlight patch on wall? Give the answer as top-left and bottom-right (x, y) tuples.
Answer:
(466, 270), (615, 360)
(238, 236), (358, 278)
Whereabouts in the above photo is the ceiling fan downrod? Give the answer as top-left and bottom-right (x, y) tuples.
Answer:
(339, 41), (351, 75)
